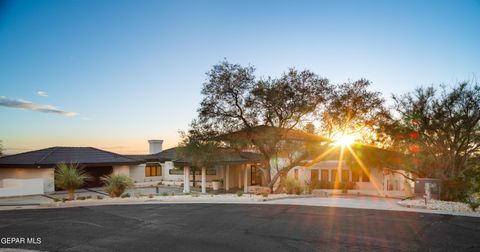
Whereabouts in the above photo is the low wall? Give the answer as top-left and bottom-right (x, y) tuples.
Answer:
(0, 178), (44, 197)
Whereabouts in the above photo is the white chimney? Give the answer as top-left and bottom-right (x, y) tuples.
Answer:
(148, 140), (163, 154)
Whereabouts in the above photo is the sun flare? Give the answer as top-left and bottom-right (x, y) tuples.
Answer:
(332, 134), (355, 146)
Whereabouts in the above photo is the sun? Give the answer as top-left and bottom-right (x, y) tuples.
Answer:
(332, 134), (356, 146)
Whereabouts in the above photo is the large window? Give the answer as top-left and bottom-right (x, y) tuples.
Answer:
(145, 163), (162, 177)
(320, 169), (329, 182)
(310, 169), (319, 181)
(342, 170), (350, 182)
(352, 170), (360, 182)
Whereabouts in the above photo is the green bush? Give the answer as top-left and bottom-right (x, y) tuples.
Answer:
(96, 195), (103, 200)
(54, 163), (91, 200)
(52, 197), (60, 202)
(121, 193), (131, 198)
(282, 177), (303, 195)
(148, 193), (154, 198)
(236, 190), (243, 197)
(161, 192), (169, 196)
(101, 174), (134, 197)
(468, 202), (480, 211)
(262, 192), (269, 198)
(77, 196), (86, 200)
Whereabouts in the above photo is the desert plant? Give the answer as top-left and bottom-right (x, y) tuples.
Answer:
(236, 190), (244, 197)
(468, 201), (480, 211)
(52, 197), (60, 202)
(282, 177), (303, 195)
(161, 192), (169, 196)
(262, 192), (269, 198)
(148, 193), (154, 198)
(102, 173), (134, 197)
(96, 195), (103, 200)
(54, 163), (91, 200)
(85, 195), (92, 199)
(121, 193), (131, 198)
(77, 196), (86, 200)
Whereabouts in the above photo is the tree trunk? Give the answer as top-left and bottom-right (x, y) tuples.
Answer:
(68, 189), (75, 200)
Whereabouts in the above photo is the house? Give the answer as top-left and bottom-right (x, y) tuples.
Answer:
(0, 127), (414, 198)
(0, 146), (141, 195)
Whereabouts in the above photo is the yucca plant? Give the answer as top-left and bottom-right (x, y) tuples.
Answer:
(54, 163), (91, 200)
(102, 174), (134, 197)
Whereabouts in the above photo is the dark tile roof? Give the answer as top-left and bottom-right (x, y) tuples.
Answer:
(216, 125), (328, 143)
(0, 147), (141, 168)
(173, 150), (263, 167)
(126, 147), (178, 162)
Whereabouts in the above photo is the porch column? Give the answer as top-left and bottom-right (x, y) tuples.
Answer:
(183, 166), (190, 193)
(201, 167), (206, 194)
(225, 165), (230, 192)
(244, 164), (249, 193)
(238, 166), (243, 189)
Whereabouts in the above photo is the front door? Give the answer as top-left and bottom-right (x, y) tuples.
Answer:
(250, 165), (262, 186)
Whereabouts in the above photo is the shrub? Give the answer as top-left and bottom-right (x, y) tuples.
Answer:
(96, 195), (103, 200)
(191, 192), (200, 197)
(52, 197), (60, 202)
(85, 195), (92, 199)
(77, 196), (86, 200)
(282, 177), (303, 195)
(236, 190), (244, 197)
(468, 202), (480, 211)
(121, 193), (131, 198)
(262, 192), (269, 198)
(148, 193), (154, 198)
(161, 192), (169, 196)
(54, 163), (91, 200)
(102, 174), (134, 197)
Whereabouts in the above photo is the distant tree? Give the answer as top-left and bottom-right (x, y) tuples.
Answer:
(388, 82), (480, 200)
(0, 140), (3, 156)
(197, 60), (331, 188)
(318, 79), (391, 146)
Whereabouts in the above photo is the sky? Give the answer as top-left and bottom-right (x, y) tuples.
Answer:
(0, 0), (479, 154)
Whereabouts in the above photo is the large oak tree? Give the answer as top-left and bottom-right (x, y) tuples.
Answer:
(197, 60), (331, 187)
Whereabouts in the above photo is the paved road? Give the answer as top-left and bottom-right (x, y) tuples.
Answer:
(0, 204), (479, 251)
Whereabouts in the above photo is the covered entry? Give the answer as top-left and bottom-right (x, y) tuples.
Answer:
(82, 166), (113, 188)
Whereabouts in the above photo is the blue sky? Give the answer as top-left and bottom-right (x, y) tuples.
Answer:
(1, 0), (479, 154)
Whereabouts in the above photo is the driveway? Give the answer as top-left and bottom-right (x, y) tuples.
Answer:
(0, 204), (479, 251)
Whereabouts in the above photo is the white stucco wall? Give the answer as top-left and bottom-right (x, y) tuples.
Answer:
(113, 165), (130, 176)
(0, 168), (54, 193)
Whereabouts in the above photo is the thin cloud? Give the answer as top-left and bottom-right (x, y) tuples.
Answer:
(0, 96), (77, 117)
(37, 91), (48, 97)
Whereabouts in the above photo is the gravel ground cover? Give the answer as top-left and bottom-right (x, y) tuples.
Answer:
(399, 199), (480, 215)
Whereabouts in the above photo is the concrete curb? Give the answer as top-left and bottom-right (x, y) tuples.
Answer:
(397, 201), (428, 209)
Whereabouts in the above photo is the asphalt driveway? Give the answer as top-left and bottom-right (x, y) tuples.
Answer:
(0, 204), (479, 251)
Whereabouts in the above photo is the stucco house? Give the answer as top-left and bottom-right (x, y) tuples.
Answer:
(0, 127), (414, 198)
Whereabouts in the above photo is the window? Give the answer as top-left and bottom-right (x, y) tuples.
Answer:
(342, 170), (350, 182)
(352, 170), (360, 182)
(321, 169), (329, 182)
(310, 169), (319, 181)
(145, 163), (161, 177)
(331, 170), (338, 182)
